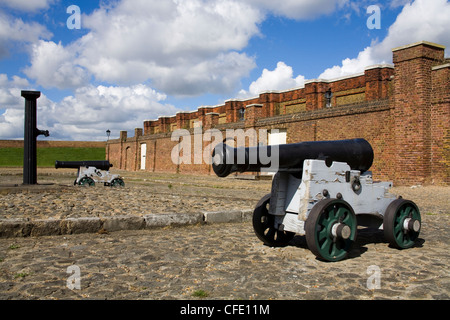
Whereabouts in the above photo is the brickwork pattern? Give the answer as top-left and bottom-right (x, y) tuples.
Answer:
(107, 42), (449, 185)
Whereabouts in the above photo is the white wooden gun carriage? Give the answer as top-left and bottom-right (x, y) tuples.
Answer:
(212, 139), (421, 262)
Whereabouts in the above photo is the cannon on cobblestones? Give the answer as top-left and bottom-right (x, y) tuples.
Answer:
(55, 160), (125, 187)
(212, 138), (421, 262)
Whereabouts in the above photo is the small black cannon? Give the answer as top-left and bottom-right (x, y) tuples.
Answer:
(55, 160), (124, 187)
(212, 138), (421, 262)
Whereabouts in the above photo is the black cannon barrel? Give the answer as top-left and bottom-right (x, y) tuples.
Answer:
(55, 160), (113, 171)
(212, 138), (373, 178)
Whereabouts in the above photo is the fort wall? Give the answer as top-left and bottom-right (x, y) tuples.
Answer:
(107, 41), (449, 185)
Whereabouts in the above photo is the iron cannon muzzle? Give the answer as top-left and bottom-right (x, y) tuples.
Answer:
(55, 160), (113, 171)
(212, 138), (374, 178)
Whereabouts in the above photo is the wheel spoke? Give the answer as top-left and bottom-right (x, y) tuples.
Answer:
(394, 212), (402, 225)
(394, 220), (403, 234)
(330, 242), (339, 256)
(328, 206), (337, 221)
(318, 227), (328, 241)
(411, 208), (419, 220)
(335, 207), (347, 220)
(342, 211), (353, 225)
(320, 237), (332, 254)
(395, 229), (403, 243)
(403, 206), (412, 217)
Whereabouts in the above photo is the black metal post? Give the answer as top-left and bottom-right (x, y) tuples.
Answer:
(21, 90), (49, 185)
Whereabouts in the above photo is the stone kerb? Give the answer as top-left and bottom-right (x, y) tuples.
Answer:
(144, 212), (203, 228)
(0, 210), (253, 238)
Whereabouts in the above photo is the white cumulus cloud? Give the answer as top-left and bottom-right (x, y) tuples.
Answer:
(319, 46), (376, 79)
(0, 74), (37, 139)
(38, 84), (180, 141)
(0, 73), (180, 140)
(0, 11), (52, 58)
(319, 0), (450, 79)
(24, 0), (262, 96)
(24, 40), (90, 89)
(245, 0), (349, 20)
(0, 0), (56, 12)
(22, 0), (351, 96)
(19, 0), (354, 96)
(0, 74), (30, 107)
(237, 62), (305, 99)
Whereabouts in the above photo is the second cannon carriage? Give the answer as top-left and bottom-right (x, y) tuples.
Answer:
(55, 160), (125, 187)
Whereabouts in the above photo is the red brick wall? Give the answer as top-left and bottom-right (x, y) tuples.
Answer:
(431, 64), (450, 184)
(107, 41), (449, 185)
(392, 42), (446, 185)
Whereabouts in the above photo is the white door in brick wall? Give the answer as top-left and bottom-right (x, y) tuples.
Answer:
(140, 143), (147, 170)
(268, 129), (287, 146)
(265, 129), (287, 176)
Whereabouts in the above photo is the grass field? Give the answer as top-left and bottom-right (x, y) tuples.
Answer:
(0, 147), (106, 167)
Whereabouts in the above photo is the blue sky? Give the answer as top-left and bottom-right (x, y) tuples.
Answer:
(0, 0), (449, 141)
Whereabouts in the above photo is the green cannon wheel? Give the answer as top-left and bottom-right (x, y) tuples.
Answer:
(78, 176), (95, 187)
(253, 194), (295, 247)
(384, 199), (421, 249)
(305, 198), (357, 262)
(110, 178), (125, 187)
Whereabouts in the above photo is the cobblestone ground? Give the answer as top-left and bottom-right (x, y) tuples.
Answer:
(0, 168), (449, 301)
(0, 168), (270, 220)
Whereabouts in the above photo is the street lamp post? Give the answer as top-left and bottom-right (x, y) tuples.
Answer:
(106, 129), (111, 161)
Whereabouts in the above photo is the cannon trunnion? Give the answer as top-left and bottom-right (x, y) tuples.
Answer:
(55, 160), (124, 187)
(212, 138), (421, 262)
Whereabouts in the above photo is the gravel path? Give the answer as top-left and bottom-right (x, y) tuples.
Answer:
(1, 168), (448, 220)
(0, 168), (270, 221)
